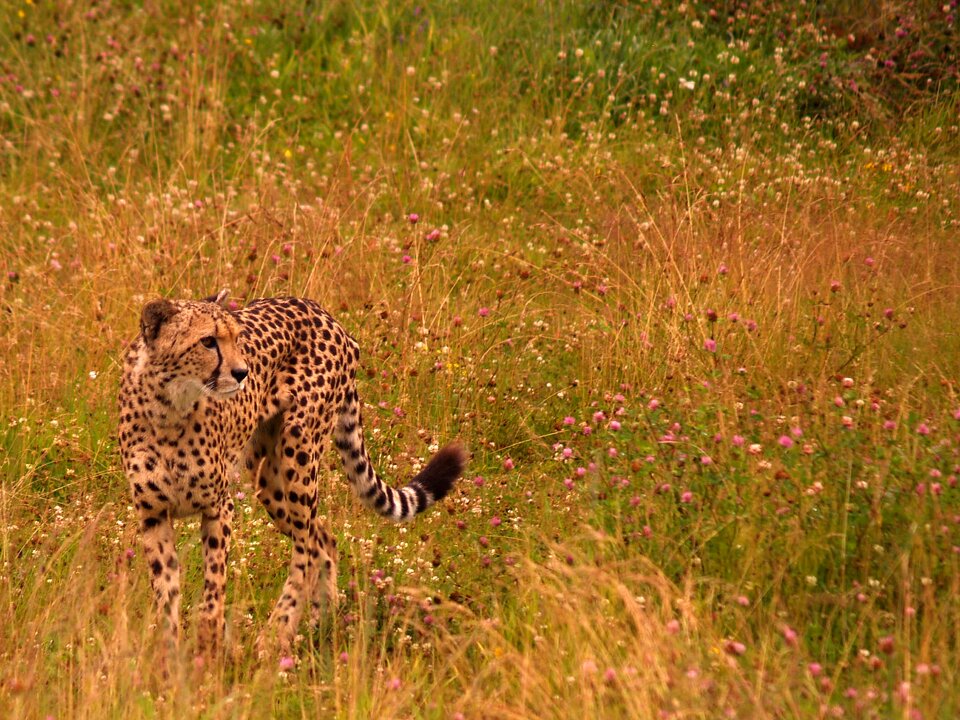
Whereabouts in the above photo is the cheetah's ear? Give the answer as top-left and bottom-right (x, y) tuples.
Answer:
(202, 288), (230, 308)
(140, 299), (178, 344)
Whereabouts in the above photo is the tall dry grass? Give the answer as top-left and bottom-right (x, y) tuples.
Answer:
(2, 1), (960, 718)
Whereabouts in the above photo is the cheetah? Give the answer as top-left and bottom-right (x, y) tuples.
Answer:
(118, 290), (466, 659)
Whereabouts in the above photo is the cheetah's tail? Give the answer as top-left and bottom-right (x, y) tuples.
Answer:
(334, 389), (466, 521)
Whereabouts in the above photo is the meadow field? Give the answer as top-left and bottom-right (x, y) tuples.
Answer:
(1, 1), (959, 717)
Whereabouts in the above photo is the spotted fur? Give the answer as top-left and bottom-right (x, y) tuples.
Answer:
(118, 293), (466, 658)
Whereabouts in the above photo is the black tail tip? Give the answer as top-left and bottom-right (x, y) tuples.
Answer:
(413, 442), (468, 504)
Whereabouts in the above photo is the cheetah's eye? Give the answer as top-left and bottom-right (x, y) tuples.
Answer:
(200, 336), (218, 350)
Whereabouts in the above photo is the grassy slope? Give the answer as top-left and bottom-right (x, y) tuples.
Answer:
(1, 1), (959, 717)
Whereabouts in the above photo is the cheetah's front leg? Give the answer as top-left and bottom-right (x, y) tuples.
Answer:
(139, 512), (181, 663)
(198, 500), (234, 658)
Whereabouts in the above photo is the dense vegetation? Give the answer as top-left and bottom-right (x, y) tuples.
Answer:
(1, 1), (958, 717)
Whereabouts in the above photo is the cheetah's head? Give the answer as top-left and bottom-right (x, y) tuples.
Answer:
(139, 292), (249, 409)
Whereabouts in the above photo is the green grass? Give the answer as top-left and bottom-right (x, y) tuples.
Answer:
(2, 0), (960, 718)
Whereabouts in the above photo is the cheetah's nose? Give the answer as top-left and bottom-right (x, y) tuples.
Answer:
(231, 367), (249, 383)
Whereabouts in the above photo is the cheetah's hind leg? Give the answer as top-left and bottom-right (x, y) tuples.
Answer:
(308, 516), (339, 629)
